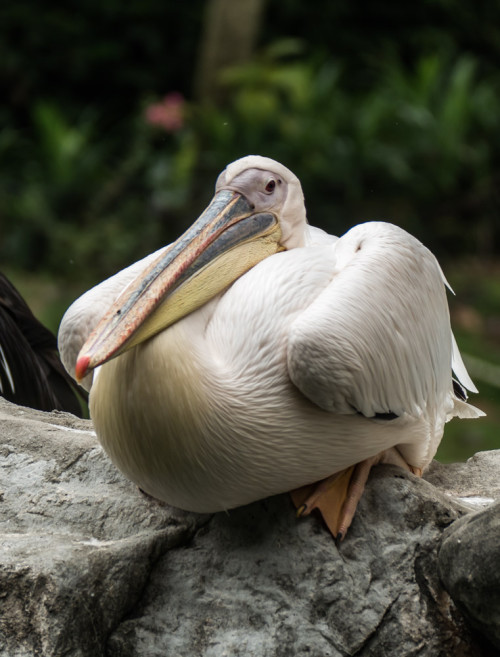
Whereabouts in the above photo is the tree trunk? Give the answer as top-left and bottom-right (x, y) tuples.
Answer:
(195, 0), (266, 102)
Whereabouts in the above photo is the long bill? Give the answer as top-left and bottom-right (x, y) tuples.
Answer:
(75, 190), (283, 381)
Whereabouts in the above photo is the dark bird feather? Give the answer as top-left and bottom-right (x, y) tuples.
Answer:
(0, 273), (87, 416)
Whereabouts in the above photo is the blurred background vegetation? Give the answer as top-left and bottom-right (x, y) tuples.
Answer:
(1, 0), (499, 460)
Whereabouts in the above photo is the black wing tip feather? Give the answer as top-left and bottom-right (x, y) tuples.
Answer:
(452, 378), (468, 402)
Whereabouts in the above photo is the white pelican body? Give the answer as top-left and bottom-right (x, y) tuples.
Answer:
(59, 156), (483, 524)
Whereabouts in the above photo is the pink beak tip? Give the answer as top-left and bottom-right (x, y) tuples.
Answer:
(75, 354), (91, 382)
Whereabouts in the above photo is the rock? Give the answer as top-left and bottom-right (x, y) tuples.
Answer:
(438, 499), (500, 651)
(0, 399), (207, 657)
(0, 397), (497, 656)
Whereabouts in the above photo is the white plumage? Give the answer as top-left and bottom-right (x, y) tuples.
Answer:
(59, 156), (483, 533)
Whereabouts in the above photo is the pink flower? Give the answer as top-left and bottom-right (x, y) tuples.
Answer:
(145, 92), (185, 132)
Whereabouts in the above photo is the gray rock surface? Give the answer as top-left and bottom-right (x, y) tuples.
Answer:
(439, 498), (500, 651)
(0, 397), (497, 656)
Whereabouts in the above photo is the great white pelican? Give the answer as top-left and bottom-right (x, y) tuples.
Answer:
(58, 155), (484, 540)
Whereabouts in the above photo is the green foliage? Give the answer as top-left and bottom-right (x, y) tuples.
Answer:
(193, 44), (500, 248)
(1, 0), (500, 278)
(0, 101), (199, 283)
(2, 41), (500, 282)
(0, 0), (205, 124)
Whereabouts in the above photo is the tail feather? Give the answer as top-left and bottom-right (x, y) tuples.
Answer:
(451, 332), (478, 393)
(451, 398), (486, 420)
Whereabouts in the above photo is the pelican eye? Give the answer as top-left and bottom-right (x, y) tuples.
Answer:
(265, 179), (276, 193)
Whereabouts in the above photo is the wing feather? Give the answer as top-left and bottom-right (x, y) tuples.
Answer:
(0, 273), (86, 414)
(287, 222), (453, 421)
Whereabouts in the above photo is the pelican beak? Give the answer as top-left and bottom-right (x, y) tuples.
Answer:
(75, 190), (283, 381)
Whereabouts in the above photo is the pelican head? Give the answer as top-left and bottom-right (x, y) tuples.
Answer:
(216, 156), (307, 250)
(75, 156), (307, 380)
